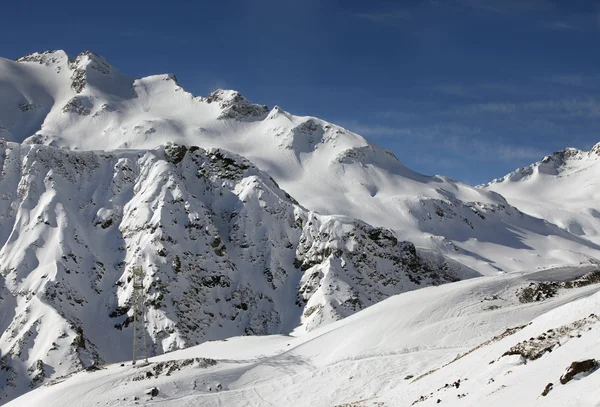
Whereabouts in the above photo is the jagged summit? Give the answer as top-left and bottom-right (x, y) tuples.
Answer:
(69, 50), (121, 93)
(16, 49), (70, 65)
(1, 49), (599, 275)
(481, 141), (600, 242)
(202, 89), (269, 120)
(482, 142), (600, 187)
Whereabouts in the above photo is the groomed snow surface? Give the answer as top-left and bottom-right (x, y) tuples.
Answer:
(9, 265), (600, 407)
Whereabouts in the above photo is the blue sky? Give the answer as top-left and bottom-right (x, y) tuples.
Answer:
(2, 0), (599, 184)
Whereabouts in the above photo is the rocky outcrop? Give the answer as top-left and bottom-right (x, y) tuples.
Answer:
(560, 359), (598, 384)
(0, 141), (466, 402)
(204, 90), (269, 120)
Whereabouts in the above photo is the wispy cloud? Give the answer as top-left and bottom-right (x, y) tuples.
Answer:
(524, 98), (600, 118)
(471, 140), (546, 160)
(343, 121), (545, 162)
(429, 84), (477, 98)
(343, 122), (413, 138)
(355, 9), (412, 23)
(448, 102), (517, 115)
(376, 111), (423, 121)
(445, 98), (600, 119)
(545, 21), (586, 31)
(429, 82), (539, 99)
(456, 0), (598, 33)
(541, 11), (600, 32)
(546, 74), (600, 89)
(456, 0), (554, 15)
(435, 131), (546, 161)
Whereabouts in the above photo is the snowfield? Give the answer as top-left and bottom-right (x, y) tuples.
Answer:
(7, 265), (600, 407)
(1, 49), (600, 406)
(481, 145), (600, 244)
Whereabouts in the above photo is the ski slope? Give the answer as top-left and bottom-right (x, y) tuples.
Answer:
(8, 265), (600, 407)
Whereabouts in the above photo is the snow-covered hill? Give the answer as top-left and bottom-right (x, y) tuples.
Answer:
(2, 50), (599, 274)
(8, 264), (600, 407)
(481, 144), (600, 244)
(0, 141), (473, 402)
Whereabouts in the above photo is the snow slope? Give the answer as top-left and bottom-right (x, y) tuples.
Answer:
(1, 50), (599, 274)
(481, 144), (600, 244)
(0, 141), (470, 403)
(2, 49), (600, 405)
(8, 265), (600, 407)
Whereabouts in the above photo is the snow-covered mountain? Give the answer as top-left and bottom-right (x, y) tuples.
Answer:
(0, 141), (472, 402)
(2, 49), (600, 405)
(2, 50), (599, 274)
(8, 264), (600, 407)
(481, 144), (600, 244)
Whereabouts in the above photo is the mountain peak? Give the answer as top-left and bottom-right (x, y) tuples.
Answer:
(15, 50), (69, 66)
(546, 143), (600, 162)
(71, 50), (113, 73)
(69, 50), (119, 93)
(203, 89), (269, 120)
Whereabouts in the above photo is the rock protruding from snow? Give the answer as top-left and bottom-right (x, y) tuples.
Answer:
(560, 359), (598, 384)
(203, 89), (269, 120)
(0, 141), (465, 403)
(15, 50), (69, 66)
(69, 51), (114, 93)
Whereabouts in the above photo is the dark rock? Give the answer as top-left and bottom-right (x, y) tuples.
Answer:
(541, 383), (553, 396)
(560, 359), (598, 384)
(75, 326), (86, 349)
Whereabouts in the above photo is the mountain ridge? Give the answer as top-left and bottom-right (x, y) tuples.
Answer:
(0, 140), (472, 402)
(2, 49), (600, 403)
(2, 49), (599, 275)
(480, 142), (600, 244)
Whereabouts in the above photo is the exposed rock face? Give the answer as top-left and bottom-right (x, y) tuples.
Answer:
(69, 51), (113, 93)
(62, 96), (93, 115)
(560, 359), (598, 384)
(15, 50), (68, 66)
(0, 141), (466, 402)
(516, 271), (600, 303)
(502, 314), (599, 361)
(204, 90), (269, 120)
